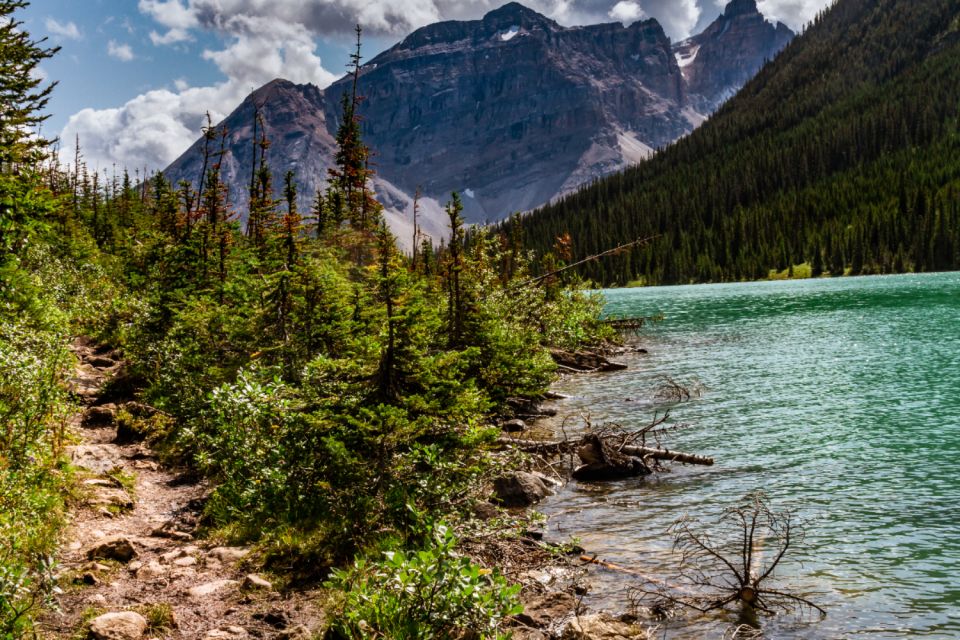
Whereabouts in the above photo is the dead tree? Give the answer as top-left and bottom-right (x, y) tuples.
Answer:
(631, 491), (824, 621)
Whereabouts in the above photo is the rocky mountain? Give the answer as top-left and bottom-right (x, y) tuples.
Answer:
(512, 0), (960, 285)
(163, 0), (793, 243)
(674, 0), (794, 113)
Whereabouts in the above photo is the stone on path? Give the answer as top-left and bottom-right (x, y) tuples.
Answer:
(188, 579), (239, 599)
(206, 547), (249, 566)
(82, 404), (117, 427)
(69, 444), (122, 474)
(242, 574), (272, 590)
(88, 611), (148, 640)
(87, 537), (137, 563)
(87, 487), (134, 511)
(204, 627), (249, 639)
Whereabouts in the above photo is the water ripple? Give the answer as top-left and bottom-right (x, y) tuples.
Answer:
(539, 273), (960, 639)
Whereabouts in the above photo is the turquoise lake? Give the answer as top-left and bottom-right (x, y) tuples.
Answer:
(539, 272), (960, 638)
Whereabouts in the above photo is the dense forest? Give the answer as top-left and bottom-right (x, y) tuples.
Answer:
(509, 0), (960, 286)
(0, 5), (612, 637)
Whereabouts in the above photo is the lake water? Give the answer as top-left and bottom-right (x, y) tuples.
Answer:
(539, 273), (960, 639)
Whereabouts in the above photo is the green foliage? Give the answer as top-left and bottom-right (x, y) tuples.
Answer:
(0, 321), (70, 636)
(513, 0), (960, 285)
(327, 524), (522, 640)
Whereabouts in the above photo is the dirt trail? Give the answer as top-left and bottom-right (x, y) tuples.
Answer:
(40, 338), (323, 640)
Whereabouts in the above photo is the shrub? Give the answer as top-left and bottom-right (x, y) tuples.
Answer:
(326, 524), (522, 640)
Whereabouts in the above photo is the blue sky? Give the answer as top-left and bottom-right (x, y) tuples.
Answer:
(23, 0), (829, 173)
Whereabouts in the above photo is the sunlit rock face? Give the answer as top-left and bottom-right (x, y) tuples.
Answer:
(165, 1), (794, 233)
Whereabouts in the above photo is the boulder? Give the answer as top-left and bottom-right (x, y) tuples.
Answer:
(500, 418), (526, 433)
(82, 405), (117, 428)
(86, 355), (118, 369)
(549, 349), (627, 373)
(87, 537), (137, 563)
(69, 444), (122, 474)
(514, 591), (577, 629)
(560, 613), (649, 640)
(492, 472), (549, 507)
(88, 611), (148, 640)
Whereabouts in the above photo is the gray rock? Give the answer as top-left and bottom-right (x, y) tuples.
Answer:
(492, 472), (549, 507)
(560, 613), (650, 640)
(88, 611), (148, 640)
(162, 3), (793, 245)
(204, 628), (249, 639)
(135, 560), (166, 580)
(206, 546), (249, 566)
(86, 355), (118, 369)
(242, 574), (272, 590)
(82, 405), (117, 427)
(69, 444), (121, 474)
(188, 579), (239, 599)
(515, 591), (577, 629)
(500, 418), (526, 433)
(87, 537), (137, 563)
(675, 0), (794, 114)
(276, 625), (311, 640)
(87, 487), (134, 511)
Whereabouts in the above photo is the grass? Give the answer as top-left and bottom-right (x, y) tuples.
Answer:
(768, 262), (815, 280)
(139, 602), (176, 633)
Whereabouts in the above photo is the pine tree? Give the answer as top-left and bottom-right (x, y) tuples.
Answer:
(444, 192), (465, 346)
(0, 0), (59, 276)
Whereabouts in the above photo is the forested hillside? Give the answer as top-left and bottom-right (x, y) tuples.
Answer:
(511, 0), (960, 285)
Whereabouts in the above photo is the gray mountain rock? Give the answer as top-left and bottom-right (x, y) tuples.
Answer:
(163, 1), (793, 243)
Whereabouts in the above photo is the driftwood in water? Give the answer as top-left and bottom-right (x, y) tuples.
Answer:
(496, 436), (714, 467)
(573, 433), (649, 480)
(548, 348), (628, 373)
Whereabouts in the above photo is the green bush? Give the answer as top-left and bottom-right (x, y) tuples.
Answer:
(0, 322), (71, 637)
(327, 524), (522, 640)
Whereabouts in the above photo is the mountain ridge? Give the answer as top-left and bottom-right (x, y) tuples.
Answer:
(510, 0), (960, 285)
(163, 0), (793, 244)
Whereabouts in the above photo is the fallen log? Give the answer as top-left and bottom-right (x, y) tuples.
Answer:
(620, 445), (714, 467)
(496, 437), (713, 466)
(549, 348), (628, 373)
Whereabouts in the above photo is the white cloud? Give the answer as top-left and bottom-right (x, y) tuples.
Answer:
(757, 0), (827, 29)
(149, 28), (192, 45)
(62, 0), (832, 173)
(107, 41), (135, 61)
(638, 0), (700, 39)
(608, 1), (645, 24)
(45, 17), (81, 40)
(61, 6), (339, 172)
(139, 0), (199, 43)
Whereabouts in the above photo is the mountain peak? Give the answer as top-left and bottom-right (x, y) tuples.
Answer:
(482, 2), (557, 29)
(724, 0), (760, 18)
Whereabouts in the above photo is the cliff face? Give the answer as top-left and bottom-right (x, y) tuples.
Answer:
(163, 1), (794, 238)
(162, 79), (451, 248)
(323, 2), (692, 222)
(674, 0), (794, 113)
